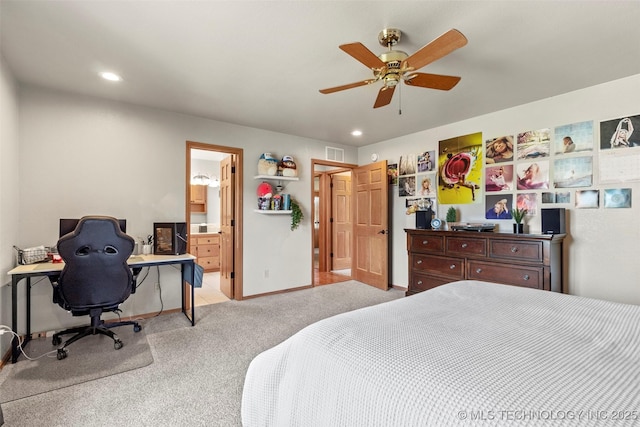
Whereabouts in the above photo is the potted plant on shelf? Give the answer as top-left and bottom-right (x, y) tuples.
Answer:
(512, 206), (527, 234)
(445, 206), (457, 229)
(290, 199), (304, 231)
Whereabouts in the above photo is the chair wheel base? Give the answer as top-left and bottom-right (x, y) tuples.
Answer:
(114, 339), (123, 350)
(57, 348), (68, 360)
(134, 324), (142, 333)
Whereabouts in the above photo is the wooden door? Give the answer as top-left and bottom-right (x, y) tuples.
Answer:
(219, 155), (234, 299)
(352, 160), (389, 290)
(332, 173), (352, 271)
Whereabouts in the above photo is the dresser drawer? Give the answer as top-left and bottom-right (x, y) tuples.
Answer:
(197, 244), (218, 257)
(446, 236), (486, 257)
(489, 240), (543, 263)
(411, 254), (464, 279)
(468, 260), (543, 289)
(197, 256), (218, 269)
(408, 272), (452, 294)
(409, 234), (444, 254)
(197, 235), (219, 245)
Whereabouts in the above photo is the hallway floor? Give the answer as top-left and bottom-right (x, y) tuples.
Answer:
(194, 272), (230, 306)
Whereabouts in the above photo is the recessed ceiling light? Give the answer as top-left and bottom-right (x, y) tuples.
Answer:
(100, 72), (122, 82)
(351, 130), (363, 136)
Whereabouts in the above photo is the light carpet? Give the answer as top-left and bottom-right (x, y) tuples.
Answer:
(0, 326), (152, 403)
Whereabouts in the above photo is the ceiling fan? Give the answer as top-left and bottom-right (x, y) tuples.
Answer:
(319, 28), (467, 108)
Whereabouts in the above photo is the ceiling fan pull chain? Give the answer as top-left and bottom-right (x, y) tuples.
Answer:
(398, 83), (402, 115)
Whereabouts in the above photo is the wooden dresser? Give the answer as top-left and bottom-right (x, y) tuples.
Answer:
(405, 229), (565, 296)
(190, 233), (220, 272)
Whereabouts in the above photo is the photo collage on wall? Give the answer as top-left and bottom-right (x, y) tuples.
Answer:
(483, 114), (636, 221)
(391, 114), (636, 225)
(394, 151), (437, 219)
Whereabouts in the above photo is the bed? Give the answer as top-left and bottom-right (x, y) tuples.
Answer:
(241, 280), (640, 426)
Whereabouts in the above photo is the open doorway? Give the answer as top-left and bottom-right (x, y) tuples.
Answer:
(312, 159), (358, 286)
(186, 141), (244, 307)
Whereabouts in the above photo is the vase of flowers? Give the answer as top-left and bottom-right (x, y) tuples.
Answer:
(512, 207), (527, 234)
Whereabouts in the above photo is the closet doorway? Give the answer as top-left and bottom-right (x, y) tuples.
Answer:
(312, 159), (357, 286)
(185, 141), (244, 309)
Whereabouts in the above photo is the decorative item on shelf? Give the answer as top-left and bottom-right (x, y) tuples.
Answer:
(445, 206), (457, 224)
(282, 194), (291, 210)
(257, 181), (274, 210)
(430, 218), (442, 230)
(290, 199), (304, 230)
(512, 206), (528, 234)
(258, 153), (279, 176)
(272, 194), (282, 210)
(278, 155), (298, 177)
(406, 198), (434, 229)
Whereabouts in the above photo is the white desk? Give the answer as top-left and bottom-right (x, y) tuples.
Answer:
(7, 253), (197, 363)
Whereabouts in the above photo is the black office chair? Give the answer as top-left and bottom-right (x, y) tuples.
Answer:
(50, 216), (141, 360)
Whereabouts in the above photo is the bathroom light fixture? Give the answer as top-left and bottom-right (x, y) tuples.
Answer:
(191, 173), (220, 187)
(351, 130), (363, 136)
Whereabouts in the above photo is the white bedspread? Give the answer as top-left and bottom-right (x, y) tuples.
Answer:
(241, 280), (640, 426)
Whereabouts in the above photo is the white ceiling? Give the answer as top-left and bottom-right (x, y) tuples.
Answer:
(2, 1), (639, 147)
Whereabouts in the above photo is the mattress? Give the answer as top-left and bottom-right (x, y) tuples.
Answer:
(241, 280), (640, 426)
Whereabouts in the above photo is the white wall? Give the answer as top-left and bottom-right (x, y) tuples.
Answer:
(0, 54), (20, 354)
(4, 84), (356, 337)
(359, 74), (640, 305)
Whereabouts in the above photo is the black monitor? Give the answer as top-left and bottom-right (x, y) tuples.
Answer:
(59, 218), (127, 237)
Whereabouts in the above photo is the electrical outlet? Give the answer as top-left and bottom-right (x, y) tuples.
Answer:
(264, 269), (269, 279)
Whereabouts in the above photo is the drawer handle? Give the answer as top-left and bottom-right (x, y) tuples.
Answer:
(416, 260), (422, 264)
(422, 240), (428, 245)
(449, 264), (456, 270)
(476, 268), (482, 274)
(461, 243), (468, 248)
(511, 246), (518, 253)
(417, 280), (423, 285)
(523, 274), (530, 281)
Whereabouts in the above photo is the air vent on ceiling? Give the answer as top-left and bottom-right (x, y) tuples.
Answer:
(325, 146), (344, 162)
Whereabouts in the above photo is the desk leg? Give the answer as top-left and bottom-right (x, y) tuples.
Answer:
(189, 261), (195, 326)
(180, 262), (195, 326)
(11, 276), (19, 363)
(10, 276), (32, 363)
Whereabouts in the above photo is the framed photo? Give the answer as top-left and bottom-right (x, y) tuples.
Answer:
(417, 151), (435, 172)
(575, 190), (599, 209)
(554, 120), (593, 154)
(399, 154), (416, 175)
(603, 188), (631, 208)
(516, 128), (550, 159)
(516, 161), (549, 190)
(485, 164), (513, 192)
(485, 136), (514, 164)
(599, 115), (640, 149)
(398, 176), (416, 197)
(553, 157), (593, 188)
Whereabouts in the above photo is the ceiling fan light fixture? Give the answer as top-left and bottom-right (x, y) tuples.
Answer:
(319, 28), (467, 109)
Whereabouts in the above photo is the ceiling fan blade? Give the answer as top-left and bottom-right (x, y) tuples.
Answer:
(339, 42), (386, 69)
(402, 29), (467, 71)
(319, 79), (377, 94)
(373, 86), (396, 108)
(404, 73), (461, 90)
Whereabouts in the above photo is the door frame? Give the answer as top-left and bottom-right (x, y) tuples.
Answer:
(311, 159), (358, 285)
(186, 141), (244, 300)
